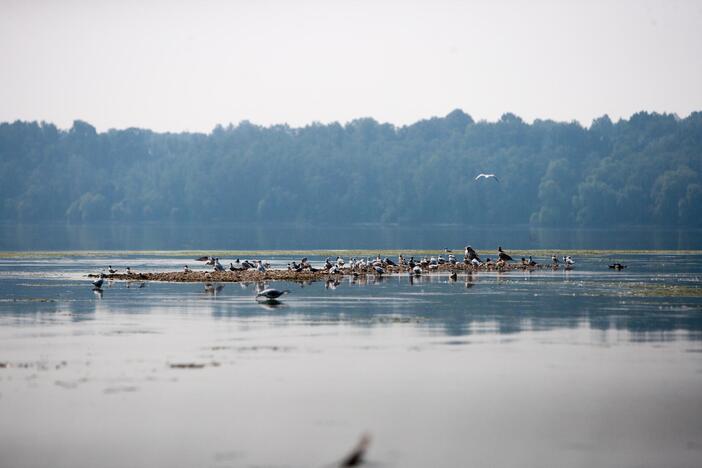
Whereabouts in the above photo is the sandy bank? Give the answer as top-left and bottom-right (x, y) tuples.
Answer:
(89, 261), (562, 283)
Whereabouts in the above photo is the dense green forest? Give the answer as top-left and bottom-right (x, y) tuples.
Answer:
(1, 110), (701, 227)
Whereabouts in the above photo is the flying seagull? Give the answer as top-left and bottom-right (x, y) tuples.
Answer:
(475, 173), (499, 182)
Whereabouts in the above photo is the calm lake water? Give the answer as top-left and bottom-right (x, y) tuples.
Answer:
(2, 223), (702, 250)
(1, 251), (702, 468)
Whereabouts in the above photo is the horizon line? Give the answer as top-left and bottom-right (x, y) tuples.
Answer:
(2, 108), (699, 135)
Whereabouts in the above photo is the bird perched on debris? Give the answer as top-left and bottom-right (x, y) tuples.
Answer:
(465, 246), (481, 262)
(214, 258), (225, 271)
(498, 246), (513, 262)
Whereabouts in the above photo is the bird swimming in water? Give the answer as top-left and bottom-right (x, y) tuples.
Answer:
(92, 277), (105, 289)
(256, 288), (290, 300)
(609, 263), (627, 270)
(449, 271), (458, 281)
(498, 247), (513, 262)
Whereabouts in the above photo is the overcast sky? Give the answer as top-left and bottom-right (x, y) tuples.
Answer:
(1, 0), (701, 132)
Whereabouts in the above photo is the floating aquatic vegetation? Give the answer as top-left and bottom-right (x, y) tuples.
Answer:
(169, 362), (220, 369)
(0, 298), (55, 303)
(103, 385), (139, 394)
(627, 284), (702, 297)
(373, 315), (426, 324)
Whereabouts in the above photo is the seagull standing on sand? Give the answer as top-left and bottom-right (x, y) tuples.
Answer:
(475, 173), (500, 182)
(214, 258), (225, 271)
(256, 260), (266, 273)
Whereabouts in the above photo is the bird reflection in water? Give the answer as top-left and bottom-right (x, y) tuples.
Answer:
(204, 283), (224, 296)
(465, 272), (475, 289)
(92, 288), (103, 299)
(257, 299), (285, 310)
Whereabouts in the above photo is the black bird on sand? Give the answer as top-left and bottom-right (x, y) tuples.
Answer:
(465, 246), (481, 262)
(498, 246), (513, 262)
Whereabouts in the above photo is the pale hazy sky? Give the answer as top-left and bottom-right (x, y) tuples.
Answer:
(1, 0), (701, 132)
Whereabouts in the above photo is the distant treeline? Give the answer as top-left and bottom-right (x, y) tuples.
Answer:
(1, 110), (701, 226)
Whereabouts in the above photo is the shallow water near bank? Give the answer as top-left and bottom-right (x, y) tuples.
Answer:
(1, 252), (702, 468)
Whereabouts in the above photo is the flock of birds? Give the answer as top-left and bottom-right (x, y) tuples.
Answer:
(90, 247), (628, 303)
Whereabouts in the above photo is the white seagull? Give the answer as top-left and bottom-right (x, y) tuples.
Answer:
(474, 173), (500, 182)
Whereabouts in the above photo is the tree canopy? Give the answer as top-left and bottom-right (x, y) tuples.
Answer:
(1, 110), (701, 226)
